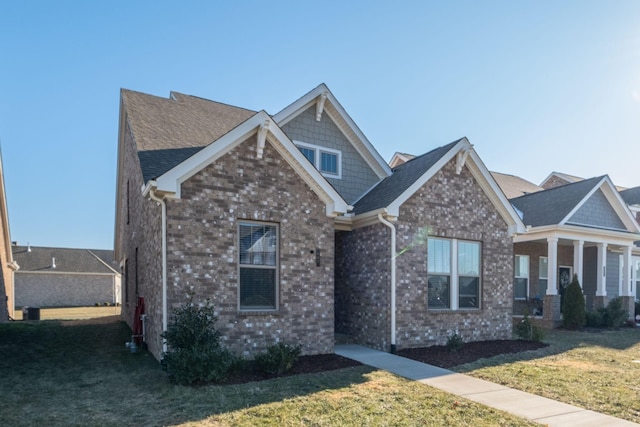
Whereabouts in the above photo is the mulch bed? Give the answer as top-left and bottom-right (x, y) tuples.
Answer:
(222, 339), (548, 385)
(396, 339), (548, 369)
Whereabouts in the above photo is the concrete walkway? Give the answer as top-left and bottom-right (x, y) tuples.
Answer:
(335, 344), (638, 427)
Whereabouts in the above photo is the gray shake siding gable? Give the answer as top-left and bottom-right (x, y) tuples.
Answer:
(335, 159), (514, 351)
(165, 136), (335, 357)
(281, 106), (381, 204)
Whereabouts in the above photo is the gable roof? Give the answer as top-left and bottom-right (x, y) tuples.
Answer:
(148, 110), (351, 217)
(620, 186), (640, 206)
(351, 138), (525, 233)
(273, 84), (391, 179)
(121, 89), (256, 181)
(491, 172), (544, 199)
(540, 171), (584, 188)
(12, 246), (118, 274)
(388, 152), (416, 168)
(511, 176), (638, 232)
(353, 140), (459, 214)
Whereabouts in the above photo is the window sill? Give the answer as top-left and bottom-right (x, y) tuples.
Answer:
(427, 308), (482, 313)
(237, 310), (279, 316)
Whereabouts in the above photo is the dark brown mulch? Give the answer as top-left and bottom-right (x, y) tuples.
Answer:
(222, 340), (548, 385)
(396, 339), (548, 369)
(221, 353), (363, 385)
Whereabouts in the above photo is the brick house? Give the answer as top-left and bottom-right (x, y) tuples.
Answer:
(12, 245), (120, 308)
(114, 84), (524, 359)
(0, 153), (18, 321)
(500, 174), (640, 326)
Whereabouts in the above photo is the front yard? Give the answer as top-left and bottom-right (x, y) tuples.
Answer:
(1, 316), (639, 425)
(0, 317), (534, 427)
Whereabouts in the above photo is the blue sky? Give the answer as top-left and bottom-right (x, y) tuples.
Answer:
(1, 1), (639, 249)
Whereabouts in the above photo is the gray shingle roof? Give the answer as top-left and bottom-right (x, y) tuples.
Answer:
(620, 186), (640, 205)
(122, 89), (257, 181)
(353, 139), (461, 215)
(138, 147), (204, 182)
(491, 172), (544, 199)
(510, 176), (604, 227)
(12, 246), (117, 274)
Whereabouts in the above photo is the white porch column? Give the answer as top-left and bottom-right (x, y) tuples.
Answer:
(547, 237), (558, 295)
(573, 240), (584, 286)
(622, 246), (633, 296)
(596, 243), (608, 296)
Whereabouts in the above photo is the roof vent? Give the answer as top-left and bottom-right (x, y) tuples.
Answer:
(51, 257), (56, 269)
(27, 243), (31, 252)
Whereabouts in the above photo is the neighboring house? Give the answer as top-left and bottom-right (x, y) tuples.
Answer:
(12, 245), (121, 308)
(0, 151), (18, 321)
(507, 176), (640, 326)
(490, 172), (544, 199)
(115, 84), (524, 360)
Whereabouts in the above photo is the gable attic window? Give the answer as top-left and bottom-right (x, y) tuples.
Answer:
(427, 237), (481, 310)
(294, 141), (342, 179)
(238, 222), (278, 310)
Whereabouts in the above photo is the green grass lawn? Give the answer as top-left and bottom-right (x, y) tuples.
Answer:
(0, 317), (535, 427)
(455, 328), (640, 423)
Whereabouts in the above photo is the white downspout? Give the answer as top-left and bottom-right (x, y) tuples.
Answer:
(378, 213), (397, 353)
(149, 189), (168, 353)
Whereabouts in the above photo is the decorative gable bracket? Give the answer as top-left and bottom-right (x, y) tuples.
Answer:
(315, 91), (328, 121)
(456, 146), (472, 175)
(256, 119), (271, 159)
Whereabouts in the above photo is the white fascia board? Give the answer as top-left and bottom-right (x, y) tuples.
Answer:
(273, 84), (391, 178)
(513, 224), (640, 246)
(153, 111), (349, 216)
(465, 149), (526, 234)
(559, 176), (640, 233)
(385, 139), (468, 217)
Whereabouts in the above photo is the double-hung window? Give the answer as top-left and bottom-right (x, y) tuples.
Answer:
(427, 237), (481, 310)
(538, 257), (548, 297)
(238, 222), (278, 310)
(514, 255), (529, 300)
(295, 141), (342, 178)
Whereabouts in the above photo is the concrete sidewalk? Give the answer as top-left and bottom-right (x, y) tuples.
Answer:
(335, 344), (638, 427)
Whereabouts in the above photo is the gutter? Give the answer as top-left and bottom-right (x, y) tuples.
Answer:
(377, 213), (397, 354)
(146, 184), (168, 353)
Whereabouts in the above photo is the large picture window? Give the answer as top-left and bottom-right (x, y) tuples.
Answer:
(239, 222), (278, 310)
(427, 237), (481, 310)
(514, 255), (529, 300)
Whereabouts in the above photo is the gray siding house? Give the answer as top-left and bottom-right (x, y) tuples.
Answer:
(115, 84), (525, 360)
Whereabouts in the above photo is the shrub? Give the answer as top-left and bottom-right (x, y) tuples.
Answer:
(585, 310), (603, 327)
(515, 314), (545, 342)
(253, 342), (302, 376)
(635, 300), (640, 317)
(161, 299), (238, 385)
(446, 332), (464, 352)
(602, 297), (629, 329)
(562, 274), (585, 329)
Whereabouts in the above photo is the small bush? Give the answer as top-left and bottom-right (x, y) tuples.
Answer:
(602, 297), (629, 329)
(562, 274), (585, 329)
(162, 299), (238, 385)
(635, 301), (640, 317)
(515, 314), (545, 342)
(253, 342), (301, 376)
(585, 310), (603, 327)
(446, 332), (464, 352)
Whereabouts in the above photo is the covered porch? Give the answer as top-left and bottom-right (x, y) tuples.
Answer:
(513, 225), (640, 328)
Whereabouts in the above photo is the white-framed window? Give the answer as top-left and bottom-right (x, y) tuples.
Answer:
(427, 237), (481, 310)
(514, 255), (529, 300)
(238, 222), (278, 310)
(539, 256), (548, 297)
(294, 141), (342, 179)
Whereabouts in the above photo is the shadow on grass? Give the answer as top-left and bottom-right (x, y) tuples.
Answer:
(0, 317), (374, 427)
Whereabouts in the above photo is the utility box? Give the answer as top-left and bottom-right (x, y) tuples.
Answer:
(22, 306), (40, 321)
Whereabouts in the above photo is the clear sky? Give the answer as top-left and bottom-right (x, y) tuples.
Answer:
(1, 1), (639, 250)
